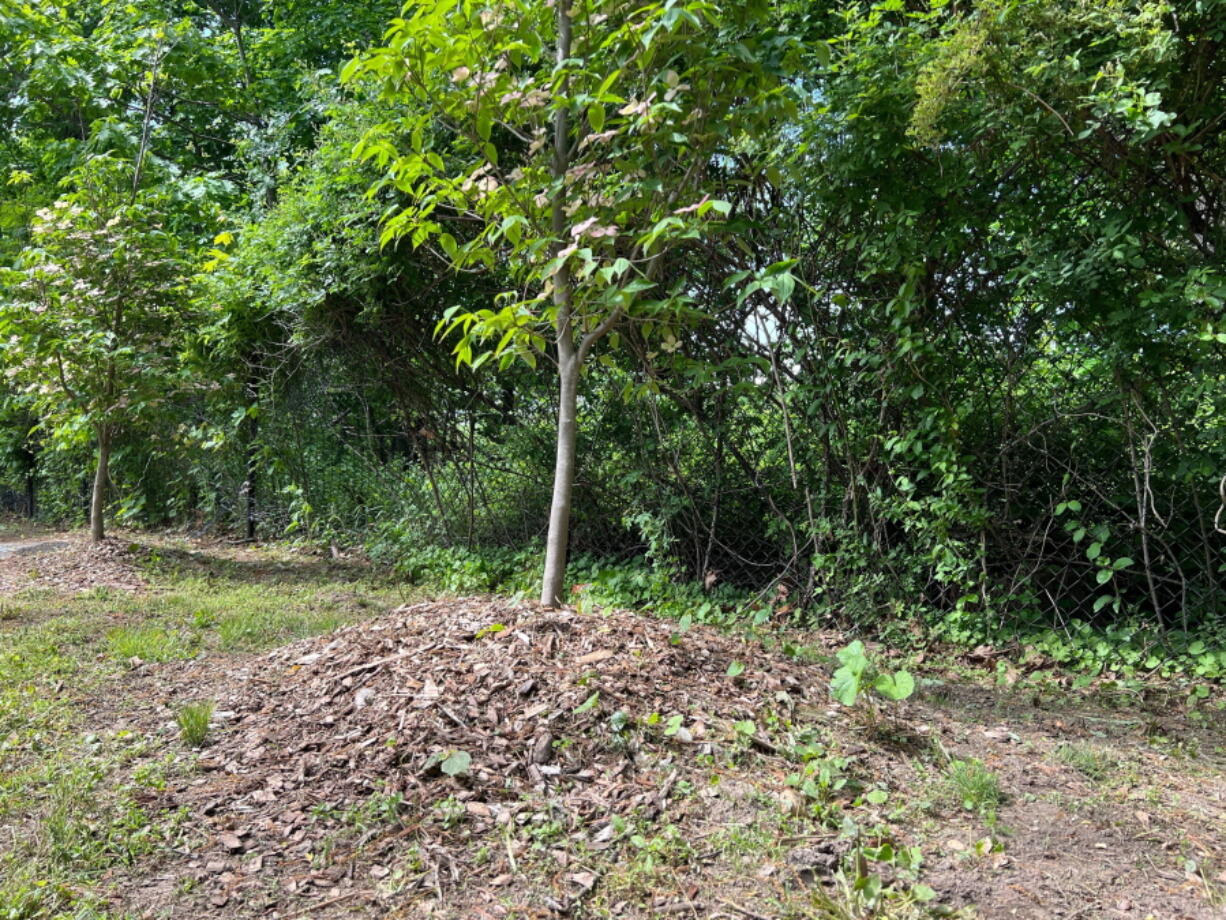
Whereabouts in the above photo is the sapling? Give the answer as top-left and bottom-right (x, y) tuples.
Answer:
(829, 641), (916, 711)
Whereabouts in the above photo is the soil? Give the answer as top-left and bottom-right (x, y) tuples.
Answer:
(77, 595), (1225, 920)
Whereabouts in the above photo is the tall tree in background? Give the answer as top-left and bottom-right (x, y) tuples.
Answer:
(0, 155), (191, 539)
(347, 0), (798, 604)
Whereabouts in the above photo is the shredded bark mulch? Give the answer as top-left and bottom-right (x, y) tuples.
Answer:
(127, 597), (820, 917)
(0, 535), (147, 593)
(101, 596), (1224, 920)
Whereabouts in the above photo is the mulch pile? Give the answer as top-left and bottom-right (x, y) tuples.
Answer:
(152, 597), (827, 917)
(0, 536), (147, 593)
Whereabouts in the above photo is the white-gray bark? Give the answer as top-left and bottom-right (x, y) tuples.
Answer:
(540, 0), (575, 608)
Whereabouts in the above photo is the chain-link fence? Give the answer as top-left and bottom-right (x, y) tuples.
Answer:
(249, 357), (1222, 633)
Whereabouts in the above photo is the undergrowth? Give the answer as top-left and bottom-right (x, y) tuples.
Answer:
(366, 533), (1226, 685)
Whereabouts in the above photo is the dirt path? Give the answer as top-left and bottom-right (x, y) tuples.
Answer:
(0, 533), (146, 592)
(0, 538), (70, 558)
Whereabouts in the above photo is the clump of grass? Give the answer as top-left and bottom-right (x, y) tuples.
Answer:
(1053, 742), (1117, 782)
(216, 607), (342, 651)
(946, 758), (1002, 815)
(107, 625), (188, 663)
(176, 700), (214, 748)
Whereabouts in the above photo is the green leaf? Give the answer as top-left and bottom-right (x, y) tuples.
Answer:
(595, 69), (621, 101)
(830, 664), (861, 706)
(726, 660), (745, 677)
(440, 750), (471, 777)
(761, 271), (796, 305)
(574, 692), (600, 714)
(836, 640), (868, 668)
(873, 669), (915, 701)
(499, 215), (524, 245)
(587, 105), (605, 133)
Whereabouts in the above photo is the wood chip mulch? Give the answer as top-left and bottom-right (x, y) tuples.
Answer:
(148, 597), (822, 917)
(0, 536), (147, 593)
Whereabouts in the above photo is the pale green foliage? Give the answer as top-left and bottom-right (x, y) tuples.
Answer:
(344, 0), (799, 371)
(439, 749), (471, 777)
(910, 0), (1184, 145)
(0, 155), (191, 449)
(829, 640), (916, 707)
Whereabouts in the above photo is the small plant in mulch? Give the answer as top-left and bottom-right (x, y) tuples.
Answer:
(829, 640), (916, 710)
(945, 758), (1002, 817)
(175, 701), (214, 748)
(1053, 741), (1119, 783)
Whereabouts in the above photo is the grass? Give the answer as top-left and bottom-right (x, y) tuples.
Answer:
(1052, 741), (1119, 783)
(1, 739), (188, 919)
(945, 758), (1002, 816)
(108, 624), (194, 662)
(0, 538), (406, 920)
(176, 700), (214, 747)
(215, 603), (345, 650)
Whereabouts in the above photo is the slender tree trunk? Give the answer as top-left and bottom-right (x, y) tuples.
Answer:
(540, 0), (575, 608)
(239, 373), (259, 541)
(24, 473), (35, 519)
(541, 350), (579, 606)
(244, 437), (257, 542)
(90, 425), (111, 542)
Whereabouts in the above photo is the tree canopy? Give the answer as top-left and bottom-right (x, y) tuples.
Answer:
(1, 0), (1223, 669)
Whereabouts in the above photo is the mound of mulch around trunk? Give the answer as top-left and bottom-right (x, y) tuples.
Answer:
(147, 597), (823, 916)
(113, 596), (1224, 920)
(0, 536), (147, 593)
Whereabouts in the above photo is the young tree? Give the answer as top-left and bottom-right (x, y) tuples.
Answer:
(0, 155), (190, 540)
(347, 0), (797, 605)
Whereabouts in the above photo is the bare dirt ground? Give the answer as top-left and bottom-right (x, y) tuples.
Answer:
(1, 532), (1223, 919)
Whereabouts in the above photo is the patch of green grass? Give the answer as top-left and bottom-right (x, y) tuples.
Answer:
(1052, 742), (1118, 783)
(176, 700), (214, 747)
(0, 622), (84, 779)
(945, 758), (1002, 816)
(0, 729), (193, 916)
(107, 624), (193, 663)
(596, 822), (696, 902)
(215, 605), (343, 650)
(711, 819), (779, 864)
